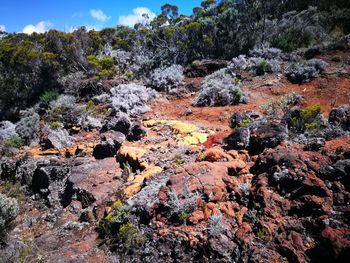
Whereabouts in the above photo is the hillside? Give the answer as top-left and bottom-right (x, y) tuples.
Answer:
(1, 1), (350, 262)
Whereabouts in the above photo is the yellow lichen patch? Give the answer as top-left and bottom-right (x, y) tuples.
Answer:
(182, 132), (209, 146)
(170, 121), (198, 134)
(118, 145), (149, 169)
(124, 166), (163, 198)
(144, 119), (210, 146)
(144, 119), (197, 134)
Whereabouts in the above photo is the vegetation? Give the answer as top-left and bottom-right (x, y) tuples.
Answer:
(99, 200), (144, 251)
(40, 90), (59, 107)
(0, 1), (348, 120)
(5, 135), (25, 149)
(0, 193), (20, 233)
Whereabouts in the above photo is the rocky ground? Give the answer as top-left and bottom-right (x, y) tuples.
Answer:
(1, 49), (350, 263)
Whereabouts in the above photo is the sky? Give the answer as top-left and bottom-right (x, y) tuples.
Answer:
(0, 0), (202, 33)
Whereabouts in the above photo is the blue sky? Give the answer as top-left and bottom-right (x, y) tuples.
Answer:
(0, 0), (202, 33)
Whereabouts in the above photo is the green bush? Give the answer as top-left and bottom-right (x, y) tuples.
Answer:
(271, 29), (313, 52)
(83, 100), (97, 115)
(99, 200), (144, 250)
(50, 121), (62, 129)
(300, 104), (321, 124)
(118, 223), (145, 249)
(40, 90), (58, 106)
(5, 135), (25, 148)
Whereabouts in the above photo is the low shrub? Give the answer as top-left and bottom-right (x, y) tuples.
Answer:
(109, 84), (158, 116)
(207, 214), (224, 237)
(15, 110), (40, 144)
(0, 121), (18, 140)
(100, 200), (144, 250)
(230, 55), (281, 76)
(193, 68), (246, 107)
(149, 64), (184, 93)
(49, 121), (62, 130)
(5, 135), (25, 149)
(0, 193), (20, 233)
(40, 90), (58, 107)
(285, 59), (328, 84)
(271, 28), (313, 52)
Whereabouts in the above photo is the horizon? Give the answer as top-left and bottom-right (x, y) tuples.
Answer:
(0, 0), (202, 34)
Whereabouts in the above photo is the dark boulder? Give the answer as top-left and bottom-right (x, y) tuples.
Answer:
(329, 105), (350, 131)
(100, 113), (131, 135)
(93, 131), (125, 159)
(127, 122), (147, 141)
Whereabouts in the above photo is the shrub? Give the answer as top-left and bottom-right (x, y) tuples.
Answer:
(257, 227), (272, 242)
(83, 100), (97, 116)
(285, 63), (318, 84)
(148, 64), (184, 93)
(166, 183), (199, 221)
(174, 155), (185, 165)
(5, 135), (25, 149)
(58, 72), (86, 96)
(49, 121), (62, 130)
(0, 193), (20, 232)
(118, 223), (145, 249)
(288, 104), (323, 132)
(40, 90), (58, 107)
(301, 104), (321, 124)
(100, 200), (144, 250)
(260, 92), (303, 117)
(271, 28), (313, 52)
(193, 68), (246, 107)
(230, 56), (281, 76)
(15, 110), (40, 144)
(109, 84), (158, 116)
(306, 59), (329, 73)
(49, 95), (76, 110)
(0, 121), (18, 140)
(207, 214), (224, 237)
(250, 46), (282, 60)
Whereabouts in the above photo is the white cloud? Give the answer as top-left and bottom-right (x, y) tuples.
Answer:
(0, 25), (6, 32)
(90, 9), (110, 22)
(118, 7), (156, 27)
(22, 21), (52, 34)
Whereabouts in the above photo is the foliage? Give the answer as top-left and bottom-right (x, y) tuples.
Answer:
(40, 90), (58, 107)
(260, 92), (303, 117)
(5, 135), (25, 149)
(193, 68), (246, 107)
(0, 121), (17, 140)
(230, 55), (281, 76)
(166, 183), (199, 221)
(118, 223), (145, 249)
(285, 59), (328, 84)
(15, 110), (40, 144)
(271, 28), (313, 52)
(49, 121), (62, 130)
(109, 84), (158, 116)
(301, 104), (322, 124)
(0, 192), (20, 233)
(257, 227), (272, 242)
(208, 214), (224, 237)
(87, 55), (117, 80)
(83, 100), (97, 116)
(100, 200), (144, 250)
(149, 64), (184, 93)
(174, 155), (185, 165)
